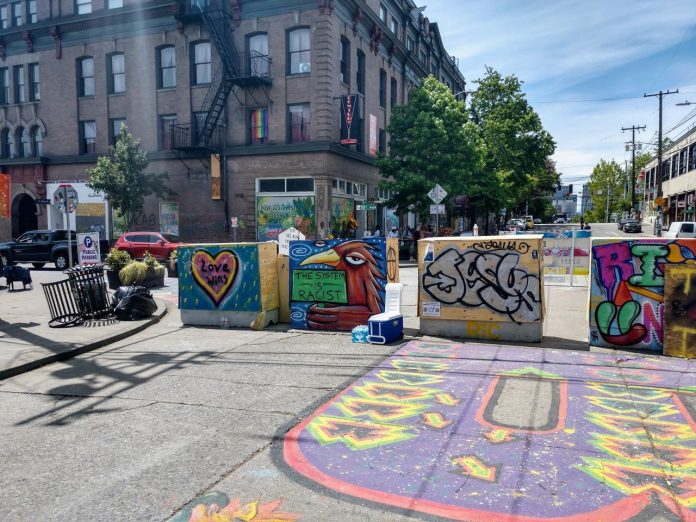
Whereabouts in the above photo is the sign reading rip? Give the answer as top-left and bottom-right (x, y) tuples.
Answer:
(291, 270), (348, 304)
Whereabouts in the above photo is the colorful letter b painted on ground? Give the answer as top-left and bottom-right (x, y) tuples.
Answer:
(589, 238), (696, 351)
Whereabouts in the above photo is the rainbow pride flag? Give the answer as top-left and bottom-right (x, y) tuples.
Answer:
(251, 108), (268, 143)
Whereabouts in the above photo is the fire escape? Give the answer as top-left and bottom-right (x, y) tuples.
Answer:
(171, 0), (272, 155)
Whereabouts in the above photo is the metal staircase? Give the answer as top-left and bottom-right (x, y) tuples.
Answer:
(173, 0), (272, 151)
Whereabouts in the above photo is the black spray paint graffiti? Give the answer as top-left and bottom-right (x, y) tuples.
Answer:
(422, 248), (541, 323)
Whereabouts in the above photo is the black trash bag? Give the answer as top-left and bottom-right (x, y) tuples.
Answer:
(113, 285), (157, 320)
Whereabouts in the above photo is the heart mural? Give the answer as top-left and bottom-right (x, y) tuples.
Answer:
(191, 249), (239, 306)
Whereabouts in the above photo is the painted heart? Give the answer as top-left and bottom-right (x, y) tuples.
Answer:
(191, 249), (238, 306)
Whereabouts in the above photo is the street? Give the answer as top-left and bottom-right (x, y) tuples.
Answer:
(588, 221), (654, 238)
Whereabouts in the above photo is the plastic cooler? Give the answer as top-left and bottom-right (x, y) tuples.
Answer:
(368, 283), (404, 344)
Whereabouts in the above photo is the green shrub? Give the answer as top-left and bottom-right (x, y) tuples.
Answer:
(168, 249), (178, 262)
(119, 261), (149, 285)
(105, 248), (131, 271)
(142, 251), (159, 269)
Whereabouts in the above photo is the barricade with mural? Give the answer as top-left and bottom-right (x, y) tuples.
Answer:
(589, 238), (696, 357)
(418, 235), (545, 342)
(288, 238), (399, 330)
(178, 242), (279, 330)
(541, 228), (591, 277)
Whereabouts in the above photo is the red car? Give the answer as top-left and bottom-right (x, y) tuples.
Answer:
(114, 232), (183, 261)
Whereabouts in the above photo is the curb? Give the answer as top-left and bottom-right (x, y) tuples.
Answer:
(0, 300), (168, 381)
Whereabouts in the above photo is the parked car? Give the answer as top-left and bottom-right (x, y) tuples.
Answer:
(662, 221), (696, 239)
(0, 229), (110, 269)
(533, 218), (542, 225)
(623, 220), (642, 233)
(617, 218), (629, 230)
(554, 217), (566, 224)
(508, 218), (526, 231)
(114, 232), (184, 261)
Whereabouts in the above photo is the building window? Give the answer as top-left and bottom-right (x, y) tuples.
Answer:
(159, 114), (176, 150)
(690, 143), (696, 171)
(379, 69), (386, 108)
(78, 57), (94, 97)
(679, 148), (687, 175)
(29, 63), (39, 101)
(248, 33), (269, 76)
(0, 6), (7, 29)
(288, 28), (310, 74)
(407, 36), (415, 52)
(419, 48), (426, 64)
(357, 50), (365, 95)
(0, 129), (9, 157)
(109, 53), (126, 93)
(390, 77), (397, 108)
(378, 129), (386, 154)
(390, 18), (399, 35)
(111, 118), (126, 145)
(192, 42), (211, 85)
(288, 104), (310, 143)
(379, 4), (386, 23)
(249, 108), (268, 144)
(15, 127), (28, 157)
(75, 0), (91, 15)
(12, 1), (21, 26)
(13, 65), (24, 104)
(0, 69), (8, 105)
(157, 46), (176, 89)
(27, 0), (37, 23)
(80, 121), (96, 154)
(340, 37), (350, 85)
(431, 61), (438, 75)
(31, 126), (42, 156)
(108, 0), (123, 7)
(193, 111), (207, 143)
(671, 154), (678, 178)
(258, 178), (314, 193)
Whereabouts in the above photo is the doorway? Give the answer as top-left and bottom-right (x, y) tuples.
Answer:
(11, 193), (37, 238)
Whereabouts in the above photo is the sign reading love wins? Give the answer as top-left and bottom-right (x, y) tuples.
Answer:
(191, 249), (239, 306)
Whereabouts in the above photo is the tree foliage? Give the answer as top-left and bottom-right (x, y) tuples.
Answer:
(377, 76), (485, 220)
(586, 159), (626, 222)
(470, 67), (556, 214)
(87, 126), (170, 228)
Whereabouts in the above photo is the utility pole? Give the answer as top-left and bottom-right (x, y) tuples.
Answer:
(644, 89), (678, 236)
(621, 124), (645, 213)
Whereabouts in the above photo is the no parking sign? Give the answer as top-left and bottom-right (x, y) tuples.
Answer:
(77, 233), (100, 264)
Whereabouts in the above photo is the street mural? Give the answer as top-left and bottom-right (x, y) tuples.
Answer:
(256, 195), (315, 241)
(589, 238), (696, 351)
(179, 244), (261, 311)
(169, 492), (300, 522)
(663, 264), (696, 358)
(420, 238), (542, 324)
(282, 340), (696, 521)
(289, 238), (395, 331)
(541, 230), (591, 276)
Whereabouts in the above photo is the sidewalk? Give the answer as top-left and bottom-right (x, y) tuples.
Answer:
(0, 269), (167, 380)
(1, 264), (594, 380)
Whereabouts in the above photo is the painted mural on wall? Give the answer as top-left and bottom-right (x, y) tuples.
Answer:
(589, 238), (696, 351)
(169, 491), (300, 522)
(281, 339), (696, 521)
(0, 173), (10, 219)
(663, 264), (696, 358)
(330, 197), (354, 237)
(419, 238), (542, 323)
(178, 244), (261, 312)
(289, 238), (393, 330)
(256, 195), (315, 241)
(542, 229), (591, 275)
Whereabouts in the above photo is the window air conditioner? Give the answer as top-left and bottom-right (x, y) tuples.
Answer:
(299, 62), (311, 73)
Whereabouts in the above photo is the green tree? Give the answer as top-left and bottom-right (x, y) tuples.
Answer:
(586, 159), (626, 222)
(377, 76), (488, 222)
(470, 68), (556, 214)
(87, 125), (170, 230)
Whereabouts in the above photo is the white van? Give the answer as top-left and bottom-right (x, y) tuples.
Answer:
(663, 221), (696, 238)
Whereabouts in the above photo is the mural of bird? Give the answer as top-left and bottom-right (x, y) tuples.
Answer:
(299, 241), (385, 330)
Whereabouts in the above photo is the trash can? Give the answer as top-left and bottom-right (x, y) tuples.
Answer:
(41, 279), (83, 328)
(65, 264), (112, 319)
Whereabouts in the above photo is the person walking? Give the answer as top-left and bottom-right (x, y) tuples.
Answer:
(387, 227), (399, 238)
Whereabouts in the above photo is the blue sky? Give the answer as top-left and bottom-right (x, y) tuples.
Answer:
(424, 0), (696, 190)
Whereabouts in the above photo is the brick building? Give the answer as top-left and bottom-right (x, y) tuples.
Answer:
(0, 0), (465, 243)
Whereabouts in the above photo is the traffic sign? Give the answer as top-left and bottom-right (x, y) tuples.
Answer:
(430, 204), (445, 215)
(53, 184), (78, 213)
(357, 203), (377, 211)
(428, 184), (447, 204)
(34, 198), (51, 205)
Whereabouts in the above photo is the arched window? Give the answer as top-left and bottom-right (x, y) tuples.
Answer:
(31, 126), (42, 157)
(0, 129), (10, 158)
(247, 33), (269, 77)
(15, 127), (28, 157)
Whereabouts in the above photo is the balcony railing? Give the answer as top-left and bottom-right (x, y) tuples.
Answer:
(169, 123), (224, 151)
